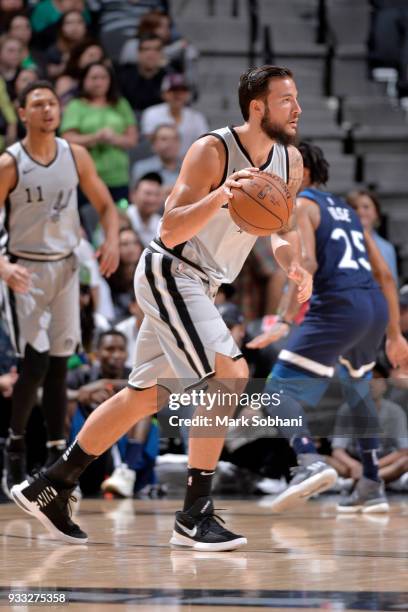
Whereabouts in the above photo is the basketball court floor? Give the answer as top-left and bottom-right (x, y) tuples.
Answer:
(1, 495), (407, 610)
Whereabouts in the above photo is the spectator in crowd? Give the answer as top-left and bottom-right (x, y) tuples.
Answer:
(90, 0), (168, 63)
(7, 15), (40, 72)
(30, 0), (90, 49)
(233, 240), (288, 322)
(61, 61), (137, 203)
(0, 74), (17, 150)
(126, 173), (162, 247)
(55, 39), (106, 106)
(0, 35), (23, 98)
(347, 189), (398, 283)
(66, 329), (131, 494)
(12, 67), (38, 139)
(131, 123), (181, 195)
(107, 228), (144, 323)
(120, 9), (198, 89)
(46, 10), (88, 80)
(115, 297), (144, 368)
(78, 265), (110, 357)
(141, 73), (208, 157)
(0, 0), (25, 35)
(118, 34), (168, 114)
(331, 363), (408, 490)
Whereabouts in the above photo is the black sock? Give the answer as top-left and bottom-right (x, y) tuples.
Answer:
(41, 356), (68, 441)
(10, 345), (49, 436)
(45, 440), (97, 488)
(183, 467), (215, 511)
(6, 428), (25, 453)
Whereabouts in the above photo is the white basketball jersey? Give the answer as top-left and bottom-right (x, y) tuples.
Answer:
(154, 126), (289, 285)
(5, 138), (80, 261)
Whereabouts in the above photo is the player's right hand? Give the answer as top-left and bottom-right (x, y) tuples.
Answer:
(246, 322), (290, 349)
(287, 262), (313, 303)
(222, 167), (259, 200)
(0, 262), (31, 293)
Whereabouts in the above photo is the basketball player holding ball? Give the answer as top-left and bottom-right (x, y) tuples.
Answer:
(11, 65), (312, 551)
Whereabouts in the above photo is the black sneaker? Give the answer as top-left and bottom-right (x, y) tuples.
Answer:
(2, 447), (28, 499)
(10, 473), (88, 544)
(170, 497), (247, 551)
(268, 453), (338, 513)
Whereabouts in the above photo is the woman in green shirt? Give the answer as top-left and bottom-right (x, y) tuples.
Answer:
(61, 62), (138, 202)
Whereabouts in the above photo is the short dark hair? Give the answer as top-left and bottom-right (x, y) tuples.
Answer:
(18, 80), (58, 108)
(139, 33), (163, 50)
(97, 329), (127, 349)
(298, 141), (329, 186)
(238, 65), (293, 121)
(135, 172), (163, 187)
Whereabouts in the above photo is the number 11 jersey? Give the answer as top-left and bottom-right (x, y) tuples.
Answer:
(5, 138), (80, 261)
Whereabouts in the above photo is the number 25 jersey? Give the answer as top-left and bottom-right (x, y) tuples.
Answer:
(5, 138), (80, 261)
(299, 187), (377, 294)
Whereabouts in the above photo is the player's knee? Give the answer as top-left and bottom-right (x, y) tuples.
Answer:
(21, 344), (50, 384)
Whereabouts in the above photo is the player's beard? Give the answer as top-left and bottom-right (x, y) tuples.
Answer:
(260, 106), (297, 146)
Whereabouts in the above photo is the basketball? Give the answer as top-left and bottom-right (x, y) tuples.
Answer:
(229, 171), (294, 236)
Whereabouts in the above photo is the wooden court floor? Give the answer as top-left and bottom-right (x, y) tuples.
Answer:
(0, 495), (407, 611)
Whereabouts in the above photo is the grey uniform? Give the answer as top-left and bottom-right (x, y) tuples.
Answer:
(128, 127), (289, 392)
(3, 138), (81, 356)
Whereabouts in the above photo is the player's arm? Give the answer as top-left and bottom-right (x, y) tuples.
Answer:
(160, 136), (257, 248)
(247, 196), (317, 349)
(71, 144), (120, 278)
(270, 146), (312, 303)
(0, 154), (31, 293)
(364, 229), (408, 369)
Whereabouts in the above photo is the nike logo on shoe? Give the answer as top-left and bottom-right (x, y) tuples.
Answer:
(176, 520), (197, 537)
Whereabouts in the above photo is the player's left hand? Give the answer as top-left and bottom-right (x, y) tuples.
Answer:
(288, 263), (313, 303)
(246, 322), (290, 349)
(386, 333), (408, 370)
(0, 366), (18, 398)
(96, 240), (120, 278)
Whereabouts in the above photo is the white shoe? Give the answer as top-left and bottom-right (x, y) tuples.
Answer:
(101, 464), (136, 498)
(255, 477), (287, 495)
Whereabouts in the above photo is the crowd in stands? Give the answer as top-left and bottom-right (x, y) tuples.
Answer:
(0, 0), (407, 501)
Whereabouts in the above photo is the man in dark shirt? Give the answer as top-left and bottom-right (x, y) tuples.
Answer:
(67, 330), (130, 494)
(118, 34), (168, 114)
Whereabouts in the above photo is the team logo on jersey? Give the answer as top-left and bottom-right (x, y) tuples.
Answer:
(50, 189), (73, 222)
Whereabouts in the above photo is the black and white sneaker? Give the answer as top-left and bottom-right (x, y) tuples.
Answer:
(268, 453), (338, 513)
(10, 473), (88, 544)
(170, 496), (247, 551)
(2, 448), (28, 499)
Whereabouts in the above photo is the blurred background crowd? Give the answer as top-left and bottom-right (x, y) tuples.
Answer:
(0, 0), (407, 501)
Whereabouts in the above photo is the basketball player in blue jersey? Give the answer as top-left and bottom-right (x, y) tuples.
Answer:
(0, 81), (120, 497)
(10, 65), (312, 550)
(248, 142), (408, 513)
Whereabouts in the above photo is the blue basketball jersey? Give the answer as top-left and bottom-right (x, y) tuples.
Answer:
(299, 188), (378, 294)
